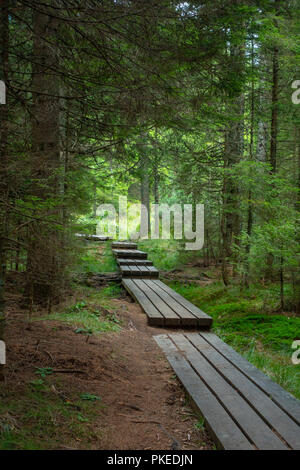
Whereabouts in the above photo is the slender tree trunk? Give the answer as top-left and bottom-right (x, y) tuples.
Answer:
(279, 252), (284, 311)
(140, 154), (150, 237)
(244, 39), (255, 288)
(153, 154), (159, 205)
(25, 7), (62, 305)
(221, 44), (244, 285)
(269, 46), (279, 174)
(266, 0), (280, 282)
(0, 0), (9, 381)
(294, 127), (300, 314)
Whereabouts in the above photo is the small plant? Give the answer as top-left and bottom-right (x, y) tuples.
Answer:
(29, 379), (45, 390)
(35, 367), (53, 378)
(195, 417), (205, 432)
(80, 393), (101, 402)
(105, 312), (120, 324)
(75, 327), (93, 335)
(67, 301), (87, 313)
(77, 413), (89, 422)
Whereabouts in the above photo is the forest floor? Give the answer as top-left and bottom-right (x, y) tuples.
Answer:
(0, 273), (213, 450)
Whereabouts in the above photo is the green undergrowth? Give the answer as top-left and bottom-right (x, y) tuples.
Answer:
(75, 241), (117, 274)
(76, 239), (199, 273)
(137, 239), (195, 271)
(0, 377), (104, 449)
(34, 283), (123, 335)
(166, 280), (300, 399)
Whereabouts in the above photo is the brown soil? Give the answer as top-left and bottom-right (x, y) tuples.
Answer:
(1, 283), (213, 450)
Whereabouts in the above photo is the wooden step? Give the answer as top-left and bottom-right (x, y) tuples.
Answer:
(76, 233), (112, 241)
(122, 279), (212, 327)
(111, 241), (138, 249)
(117, 258), (153, 266)
(120, 264), (159, 279)
(112, 249), (147, 259)
(154, 333), (300, 450)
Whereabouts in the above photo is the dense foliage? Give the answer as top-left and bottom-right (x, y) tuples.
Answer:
(0, 0), (299, 357)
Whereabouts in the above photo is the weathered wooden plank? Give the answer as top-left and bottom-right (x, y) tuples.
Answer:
(154, 334), (254, 450)
(147, 265), (160, 278)
(120, 265), (132, 276)
(122, 279), (164, 326)
(76, 233), (112, 241)
(187, 333), (300, 449)
(200, 332), (300, 426)
(112, 249), (147, 259)
(137, 265), (159, 278)
(142, 280), (198, 326)
(112, 241), (138, 249)
(135, 265), (150, 277)
(133, 279), (181, 326)
(117, 258), (153, 266)
(152, 280), (212, 324)
(119, 264), (159, 279)
(170, 334), (287, 450)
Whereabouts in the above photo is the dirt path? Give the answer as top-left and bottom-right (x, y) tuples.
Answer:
(1, 287), (213, 450)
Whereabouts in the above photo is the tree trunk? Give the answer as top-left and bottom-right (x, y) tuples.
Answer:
(221, 45), (244, 285)
(269, 46), (279, 174)
(0, 0), (9, 381)
(140, 154), (150, 237)
(266, 2), (280, 282)
(25, 7), (62, 305)
(294, 127), (300, 314)
(244, 39), (255, 288)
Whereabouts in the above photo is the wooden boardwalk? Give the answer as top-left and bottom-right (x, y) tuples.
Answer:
(120, 264), (159, 279)
(112, 241), (138, 249)
(112, 248), (148, 259)
(122, 279), (212, 327)
(112, 241), (212, 327)
(154, 332), (300, 450)
(117, 258), (153, 266)
(110, 240), (300, 450)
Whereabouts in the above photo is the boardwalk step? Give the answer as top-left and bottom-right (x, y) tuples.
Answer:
(76, 233), (112, 241)
(154, 333), (300, 450)
(120, 264), (159, 279)
(111, 241), (138, 249)
(117, 258), (153, 266)
(122, 279), (212, 327)
(112, 249), (147, 259)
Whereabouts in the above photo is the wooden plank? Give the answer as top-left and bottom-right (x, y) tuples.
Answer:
(120, 265), (132, 276)
(187, 333), (300, 449)
(112, 249), (147, 259)
(142, 280), (198, 327)
(200, 332), (300, 426)
(152, 280), (212, 324)
(119, 265), (159, 279)
(154, 334), (254, 450)
(122, 279), (164, 326)
(112, 241), (138, 249)
(170, 334), (287, 450)
(135, 265), (150, 277)
(132, 279), (181, 326)
(117, 258), (153, 266)
(76, 233), (112, 241)
(147, 265), (160, 278)
(137, 265), (159, 278)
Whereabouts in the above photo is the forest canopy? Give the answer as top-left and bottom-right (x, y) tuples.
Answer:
(0, 0), (299, 331)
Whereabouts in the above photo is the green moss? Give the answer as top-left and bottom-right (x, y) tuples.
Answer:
(0, 381), (103, 450)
